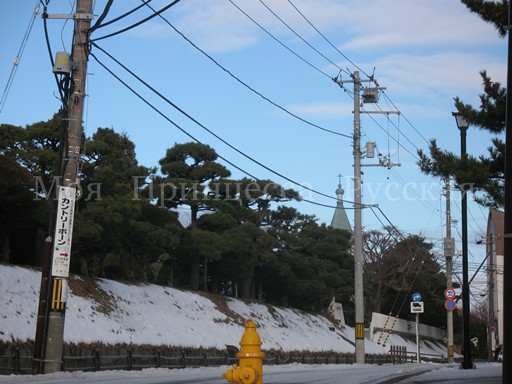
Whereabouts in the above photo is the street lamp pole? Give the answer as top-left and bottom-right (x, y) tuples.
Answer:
(453, 111), (472, 370)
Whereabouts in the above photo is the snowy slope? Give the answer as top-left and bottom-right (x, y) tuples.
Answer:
(0, 264), (442, 355)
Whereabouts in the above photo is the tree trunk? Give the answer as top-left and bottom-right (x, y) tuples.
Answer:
(80, 255), (88, 276)
(33, 227), (47, 266)
(239, 273), (253, 298)
(121, 250), (132, 280)
(168, 264), (174, 287)
(201, 255), (209, 292)
(189, 253), (200, 290)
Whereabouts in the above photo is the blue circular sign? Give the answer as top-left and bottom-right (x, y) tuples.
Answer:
(412, 293), (422, 302)
(445, 299), (456, 311)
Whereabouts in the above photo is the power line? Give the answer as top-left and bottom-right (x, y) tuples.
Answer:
(89, 44), (359, 209)
(228, 0), (333, 80)
(335, 81), (420, 161)
(258, 0), (342, 72)
(380, 91), (430, 146)
(285, 0), (432, 163)
(40, 2), (70, 108)
(90, 0), (181, 42)
(141, 1), (351, 140)
(286, 0), (369, 77)
(89, 0), (113, 33)
(369, 205), (438, 331)
(259, 0), (427, 163)
(89, 0), (152, 31)
(0, 1), (40, 114)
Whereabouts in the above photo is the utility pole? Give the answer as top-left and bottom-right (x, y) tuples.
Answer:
(504, 1), (512, 381)
(443, 178), (455, 363)
(32, 0), (93, 374)
(334, 71), (398, 364)
(351, 71), (365, 364)
(488, 236), (496, 362)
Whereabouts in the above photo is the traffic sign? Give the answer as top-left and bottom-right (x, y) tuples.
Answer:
(444, 288), (456, 299)
(489, 325), (497, 333)
(412, 293), (422, 302)
(445, 299), (456, 311)
(411, 301), (424, 313)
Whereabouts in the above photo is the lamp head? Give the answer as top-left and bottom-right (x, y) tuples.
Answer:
(452, 111), (469, 131)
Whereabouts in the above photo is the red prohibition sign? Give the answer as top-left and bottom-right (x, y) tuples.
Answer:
(444, 288), (456, 299)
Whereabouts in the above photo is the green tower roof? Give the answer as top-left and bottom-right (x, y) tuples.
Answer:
(330, 182), (352, 233)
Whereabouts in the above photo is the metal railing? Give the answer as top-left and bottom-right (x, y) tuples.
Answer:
(0, 346), (445, 375)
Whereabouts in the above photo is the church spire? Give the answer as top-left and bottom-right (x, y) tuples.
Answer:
(330, 175), (352, 232)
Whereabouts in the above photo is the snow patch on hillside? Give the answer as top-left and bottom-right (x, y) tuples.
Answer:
(0, 264), (442, 356)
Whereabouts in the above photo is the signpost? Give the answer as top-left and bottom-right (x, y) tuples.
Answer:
(411, 293), (424, 363)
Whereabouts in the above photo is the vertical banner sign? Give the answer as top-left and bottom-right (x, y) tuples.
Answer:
(51, 186), (76, 277)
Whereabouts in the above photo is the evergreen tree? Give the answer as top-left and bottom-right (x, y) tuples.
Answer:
(156, 142), (231, 290)
(74, 128), (165, 279)
(0, 114), (63, 264)
(0, 156), (47, 263)
(418, 1), (507, 207)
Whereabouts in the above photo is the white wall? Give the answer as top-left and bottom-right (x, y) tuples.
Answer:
(369, 312), (447, 341)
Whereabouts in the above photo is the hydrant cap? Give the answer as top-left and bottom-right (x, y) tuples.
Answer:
(240, 320), (262, 347)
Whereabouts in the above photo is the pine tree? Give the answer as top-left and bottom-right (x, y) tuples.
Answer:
(418, 0), (507, 207)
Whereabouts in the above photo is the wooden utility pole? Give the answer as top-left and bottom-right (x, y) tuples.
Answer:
(503, 2), (512, 381)
(488, 236), (496, 362)
(334, 71), (398, 364)
(32, 0), (93, 374)
(443, 178), (455, 363)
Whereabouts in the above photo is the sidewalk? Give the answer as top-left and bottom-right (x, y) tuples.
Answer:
(385, 363), (502, 384)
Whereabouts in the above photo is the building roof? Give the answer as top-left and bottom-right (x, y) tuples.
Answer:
(330, 182), (352, 233)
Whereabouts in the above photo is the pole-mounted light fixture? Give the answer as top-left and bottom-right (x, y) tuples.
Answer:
(452, 111), (469, 132)
(453, 110), (472, 370)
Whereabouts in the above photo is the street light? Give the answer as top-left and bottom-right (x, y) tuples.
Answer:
(452, 111), (472, 369)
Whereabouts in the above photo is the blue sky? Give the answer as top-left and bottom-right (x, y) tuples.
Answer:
(0, 1), (507, 298)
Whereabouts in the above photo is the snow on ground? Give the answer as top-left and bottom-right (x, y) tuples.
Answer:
(0, 264), (442, 355)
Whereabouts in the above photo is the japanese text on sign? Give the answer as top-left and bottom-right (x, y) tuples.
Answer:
(51, 186), (76, 277)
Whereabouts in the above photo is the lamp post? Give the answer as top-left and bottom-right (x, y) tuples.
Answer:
(453, 111), (472, 370)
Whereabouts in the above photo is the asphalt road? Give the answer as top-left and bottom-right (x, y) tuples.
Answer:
(0, 363), (502, 384)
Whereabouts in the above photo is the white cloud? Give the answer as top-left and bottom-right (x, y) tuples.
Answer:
(286, 101), (353, 118)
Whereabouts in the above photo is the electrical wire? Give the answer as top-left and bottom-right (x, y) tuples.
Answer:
(89, 45), (354, 210)
(258, 0), (342, 72)
(286, 0), (372, 80)
(90, 0), (180, 42)
(40, 2), (70, 108)
(89, 0), (151, 31)
(228, 0), (333, 80)
(0, 1), (40, 114)
(260, 0), (424, 162)
(334, 82), (419, 161)
(370, 205), (438, 318)
(233, 0), (443, 178)
(89, 0), (113, 33)
(141, 1), (351, 140)
(285, 0), (432, 165)
(380, 91), (430, 146)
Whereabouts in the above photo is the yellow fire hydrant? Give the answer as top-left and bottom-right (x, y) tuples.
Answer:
(223, 319), (265, 384)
